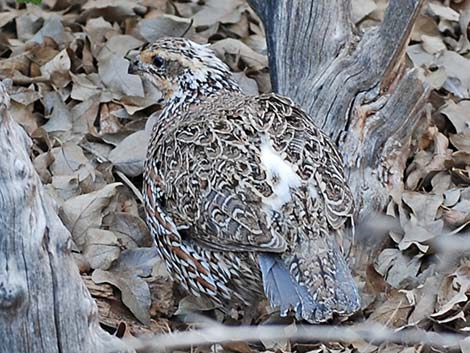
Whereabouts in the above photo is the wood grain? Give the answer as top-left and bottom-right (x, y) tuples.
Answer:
(249, 0), (430, 220)
(0, 80), (132, 353)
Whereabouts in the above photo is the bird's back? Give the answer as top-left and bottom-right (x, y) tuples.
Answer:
(146, 91), (360, 322)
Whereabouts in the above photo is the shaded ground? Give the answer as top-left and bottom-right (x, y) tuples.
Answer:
(0, 0), (470, 351)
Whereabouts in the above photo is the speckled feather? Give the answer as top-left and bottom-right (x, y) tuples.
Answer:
(134, 38), (360, 322)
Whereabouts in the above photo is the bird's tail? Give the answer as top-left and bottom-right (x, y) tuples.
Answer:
(258, 240), (360, 323)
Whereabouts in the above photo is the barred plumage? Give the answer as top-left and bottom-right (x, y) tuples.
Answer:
(131, 38), (360, 323)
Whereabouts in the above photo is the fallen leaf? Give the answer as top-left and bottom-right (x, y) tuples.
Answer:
(30, 16), (69, 45)
(40, 48), (71, 79)
(450, 133), (470, 153)
(440, 100), (470, 134)
(351, 0), (377, 24)
(408, 275), (440, 325)
(99, 54), (144, 98)
(70, 73), (103, 101)
(51, 175), (81, 202)
(80, 0), (146, 23)
(92, 268), (151, 325)
(108, 130), (149, 177)
(402, 191), (443, 223)
(110, 247), (161, 276)
(42, 90), (72, 133)
(367, 290), (413, 328)
(437, 51), (470, 98)
(211, 38), (268, 71)
(232, 72), (259, 95)
(421, 34), (446, 54)
(108, 212), (152, 248)
(174, 295), (219, 316)
(70, 95), (101, 134)
(134, 15), (191, 43)
(50, 143), (94, 179)
(428, 2), (460, 22)
(375, 248), (421, 288)
(61, 183), (121, 249)
(192, 0), (246, 27)
(9, 87), (42, 106)
(83, 228), (121, 270)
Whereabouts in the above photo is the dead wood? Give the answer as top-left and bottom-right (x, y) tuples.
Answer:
(249, 0), (431, 220)
(0, 80), (132, 353)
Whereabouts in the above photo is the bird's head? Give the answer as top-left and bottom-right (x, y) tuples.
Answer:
(130, 37), (238, 100)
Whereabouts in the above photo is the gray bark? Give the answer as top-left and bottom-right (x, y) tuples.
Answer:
(0, 80), (132, 353)
(249, 0), (430, 220)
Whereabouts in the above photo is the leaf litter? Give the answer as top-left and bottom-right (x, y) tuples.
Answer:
(2, 0), (470, 351)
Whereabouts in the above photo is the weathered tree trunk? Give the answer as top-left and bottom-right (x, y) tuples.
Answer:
(0, 80), (132, 353)
(249, 0), (430, 221)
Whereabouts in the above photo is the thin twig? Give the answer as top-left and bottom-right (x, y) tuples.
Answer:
(111, 322), (467, 352)
(116, 170), (144, 204)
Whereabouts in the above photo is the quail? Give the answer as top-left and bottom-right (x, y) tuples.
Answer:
(131, 38), (360, 323)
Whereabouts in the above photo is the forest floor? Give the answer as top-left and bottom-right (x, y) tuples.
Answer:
(1, 0), (470, 352)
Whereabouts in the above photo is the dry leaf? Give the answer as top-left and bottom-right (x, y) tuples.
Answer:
(192, 0), (246, 27)
(134, 15), (191, 42)
(99, 54), (144, 98)
(421, 34), (446, 54)
(402, 191), (443, 223)
(108, 130), (149, 177)
(211, 38), (268, 71)
(30, 16), (69, 45)
(111, 248), (162, 276)
(50, 143), (94, 179)
(70, 73), (103, 101)
(92, 268), (151, 325)
(440, 100), (470, 134)
(51, 175), (81, 202)
(42, 90), (72, 133)
(108, 212), (152, 248)
(428, 2), (460, 22)
(367, 290), (413, 328)
(437, 51), (470, 98)
(82, 228), (121, 270)
(232, 72), (259, 95)
(351, 0), (377, 24)
(61, 183), (121, 249)
(375, 248), (421, 288)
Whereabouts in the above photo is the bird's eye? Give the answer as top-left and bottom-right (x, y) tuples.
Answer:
(153, 56), (165, 68)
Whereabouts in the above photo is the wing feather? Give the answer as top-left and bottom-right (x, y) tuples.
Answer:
(153, 93), (354, 255)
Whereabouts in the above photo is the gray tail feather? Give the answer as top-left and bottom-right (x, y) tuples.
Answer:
(258, 252), (360, 323)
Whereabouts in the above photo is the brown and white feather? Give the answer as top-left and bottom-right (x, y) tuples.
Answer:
(134, 38), (360, 322)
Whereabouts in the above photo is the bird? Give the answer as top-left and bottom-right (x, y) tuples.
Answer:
(130, 37), (361, 323)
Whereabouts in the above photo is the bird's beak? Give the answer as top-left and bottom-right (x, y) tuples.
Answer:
(128, 58), (143, 75)
(125, 49), (145, 75)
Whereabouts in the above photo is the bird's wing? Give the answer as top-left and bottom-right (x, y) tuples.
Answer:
(312, 128), (355, 230)
(196, 187), (288, 252)
(153, 93), (353, 253)
(151, 99), (288, 253)
(255, 93), (355, 230)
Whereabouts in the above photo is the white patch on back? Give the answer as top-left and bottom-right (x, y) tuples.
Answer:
(260, 135), (302, 211)
(308, 184), (318, 200)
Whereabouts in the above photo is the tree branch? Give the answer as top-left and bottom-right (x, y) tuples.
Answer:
(249, 0), (353, 95)
(120, 322), (466, 353)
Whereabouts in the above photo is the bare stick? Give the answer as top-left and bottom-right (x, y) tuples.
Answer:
(117, 322), (465, 352)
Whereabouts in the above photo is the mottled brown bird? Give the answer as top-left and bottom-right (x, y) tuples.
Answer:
(131, 37), (360, 323)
